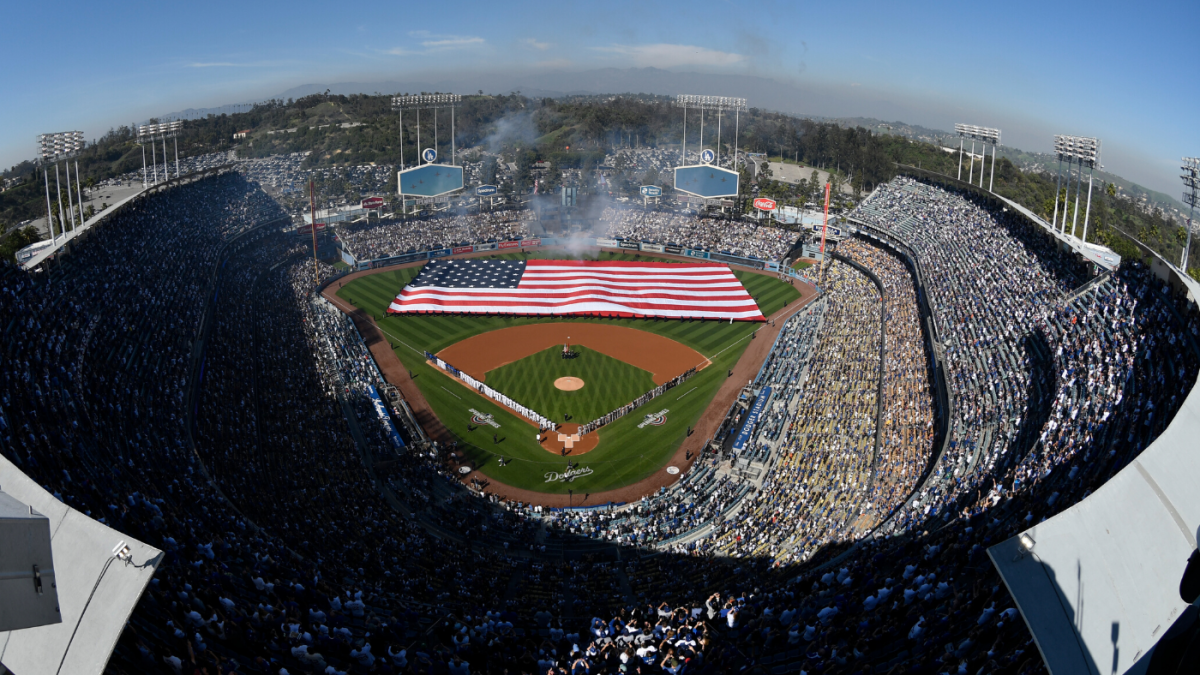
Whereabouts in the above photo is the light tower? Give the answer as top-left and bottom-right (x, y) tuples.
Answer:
(674, 95), (748, 169)
(954, 124), (1001, 191)
(1181, 157), (1199, 271)
(137, 120), (184, 185)
(36, 131), (85, 243)
(391, 94), (461, 170)
(1052, 135), (1101, 241)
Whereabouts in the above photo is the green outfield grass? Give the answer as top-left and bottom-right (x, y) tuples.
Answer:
(484, 345), (655, 423)
(336, 250), (801, 496)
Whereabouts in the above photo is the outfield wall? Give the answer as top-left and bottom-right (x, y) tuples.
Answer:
(347, 236), (820, 288)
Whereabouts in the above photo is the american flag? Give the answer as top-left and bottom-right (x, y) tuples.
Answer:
(387, 259), (766, 321)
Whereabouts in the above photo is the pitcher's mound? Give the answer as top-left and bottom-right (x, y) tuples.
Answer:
(554, 377), (585, 391)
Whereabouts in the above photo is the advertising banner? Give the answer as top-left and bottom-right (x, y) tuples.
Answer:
(686, 249), (710, 259)
(732, 387), (773, 452)
(428, 248), (452, 258)
(619, 241), (641, 250)
(361, 197), (385, 209)
(665, 245), (684, 254)
(367, 385), (405, 448)
(452, 245), (474, 254)
(474, 242), (497, 251)
(520, 238), (542, 247)
(498, 240), (520, 249)
(596, 237), (618, 248)
(640, 243), (665, 253)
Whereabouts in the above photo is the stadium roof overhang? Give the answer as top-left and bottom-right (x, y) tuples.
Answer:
(0, 453), (162, 675)
(989, 268), (1200, 675)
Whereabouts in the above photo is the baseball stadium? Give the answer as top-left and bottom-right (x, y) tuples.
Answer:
(2, 27), (1200, 675)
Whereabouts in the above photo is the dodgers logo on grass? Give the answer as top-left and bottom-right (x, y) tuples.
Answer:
(470, 409), (501, 428)
(544, 466), (594, 483)
(638, 409), (669, 428)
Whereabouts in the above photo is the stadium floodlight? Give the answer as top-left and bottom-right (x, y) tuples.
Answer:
(36, 131), (86, 243)
(137, 120), (185, 184)
(674, 95), (747, 112)
(1180, 157), (1200, 269)
(954, 124), (1002, 190)
(36, 130), (85, 163)
(674, 95), (749, 171)
(1052, 135), (1102, 240)
(391, 94), (462, 172)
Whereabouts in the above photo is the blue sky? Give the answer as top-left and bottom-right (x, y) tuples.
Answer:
(3, 0), (1197, 195)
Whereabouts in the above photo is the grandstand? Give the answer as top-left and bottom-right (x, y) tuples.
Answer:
(1, 159), (1197, 675)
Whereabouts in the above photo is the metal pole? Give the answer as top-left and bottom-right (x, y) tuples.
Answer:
(141, 144), (147, 187)
(980, 145), (986, 188)
(451, 105), (455, 166)
(1183, 202), (1195, 271)
(1052, 157), (1063, 229)
(65, 160), (76, 233)
(682, 107), (686, 165)
(1070, 159), (1082, 238)
(75, 160), (84, 225)
(734, 108), (739, 171)
(957, 138), (963, 180)
(989, 143), (996, 192)
(1081, 169), (1094, 244)
(417, 109), (421, 160)
(968, 141), (975, 184)
(1061, 158), (1072, 233)
(310, 180), (319, 283)
(163, 137), (169, 182)
(174, 136), (179, 178)
(434, 108), (438, 158)
(44, 167), (55, 243)
(700, 109), (704, 155)
(717, 109), (722, 167)
(151, 140), (158, 185)
(398, 108), (404, 170)
(54, 164), (65, 242)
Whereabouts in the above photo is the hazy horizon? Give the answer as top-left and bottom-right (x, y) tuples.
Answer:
(4, 0), (1197, 197)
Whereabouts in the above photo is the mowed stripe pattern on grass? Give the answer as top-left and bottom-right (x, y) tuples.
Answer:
(483, 346), (656, 423)
(334, 251), (804, 494)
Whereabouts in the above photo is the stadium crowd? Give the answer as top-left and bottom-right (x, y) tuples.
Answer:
(704, 261), (884, 563)
(598, 207), (797, 261)
(335, 211), (534, 261)
(1, 168), (1198, 675)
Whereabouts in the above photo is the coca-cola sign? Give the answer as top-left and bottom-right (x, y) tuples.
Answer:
(361, 197), (385, 209)
(753, 198), (777, 211)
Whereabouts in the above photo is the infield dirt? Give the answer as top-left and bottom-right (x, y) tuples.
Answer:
(322, 247), (818, 507)
(437, 323), (707, 386)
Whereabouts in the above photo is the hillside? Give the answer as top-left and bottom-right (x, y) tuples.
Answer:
(1, 93), (1195, 278)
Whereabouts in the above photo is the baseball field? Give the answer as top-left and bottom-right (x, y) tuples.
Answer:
(334, 250), (801, 498)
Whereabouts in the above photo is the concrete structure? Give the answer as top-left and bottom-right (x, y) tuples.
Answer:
(989, 245), (1199, 675)
(0, 452), (161, 675)
(20, 165), (234, 270)
(892, 165), (1121, 272)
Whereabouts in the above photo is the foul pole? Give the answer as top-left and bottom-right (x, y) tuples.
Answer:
(310, 180), (319, 285)
(820, 182), (831, 256)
